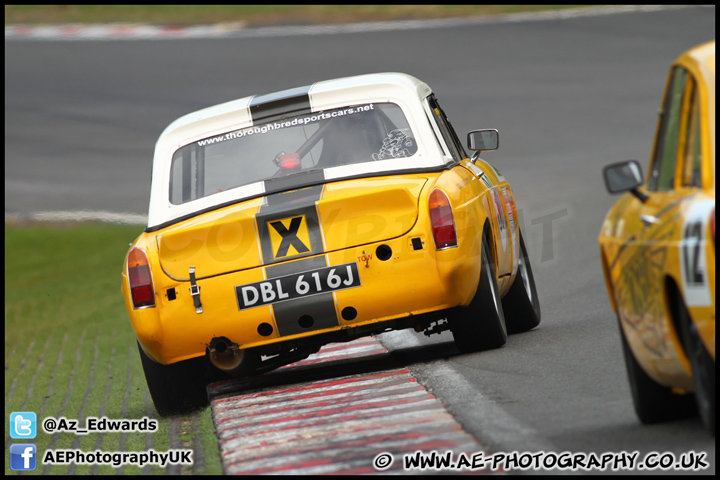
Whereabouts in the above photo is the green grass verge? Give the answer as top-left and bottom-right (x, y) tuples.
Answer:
(5, 222), (222, 475)
(5, 5), (591, 26)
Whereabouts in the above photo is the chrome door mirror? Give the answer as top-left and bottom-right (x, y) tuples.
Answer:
(603, 160), (648, 202)
(467, 129), (499, 152)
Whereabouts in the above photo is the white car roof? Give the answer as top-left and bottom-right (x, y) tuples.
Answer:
(147, 72), (450, 230)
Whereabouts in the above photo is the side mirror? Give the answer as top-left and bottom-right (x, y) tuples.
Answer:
(467, 129), (499, 152)
(602, 160), (648, 202)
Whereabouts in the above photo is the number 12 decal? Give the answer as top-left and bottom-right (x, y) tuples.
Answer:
(682, 221), (704, 286)
(680, 200), (713, 307)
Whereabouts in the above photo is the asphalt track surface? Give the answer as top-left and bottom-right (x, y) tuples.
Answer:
(5, 5), (715, 474)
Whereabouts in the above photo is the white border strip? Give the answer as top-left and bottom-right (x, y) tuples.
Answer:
(378, 329), (557, 453)
(4, 23), (244, 40)
(5, 6), (697, 42)
(5, 211), (148, 225)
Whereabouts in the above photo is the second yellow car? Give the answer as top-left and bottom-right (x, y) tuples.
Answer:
(599, 41), (715, 435)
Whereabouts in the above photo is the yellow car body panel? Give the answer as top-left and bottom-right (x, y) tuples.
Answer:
(318, 177), (427, 252)
(123, 164), (519, 365)
(598, 41), (715, 392)
(156, 197), (265, 281)
(155, 177), (428, 281)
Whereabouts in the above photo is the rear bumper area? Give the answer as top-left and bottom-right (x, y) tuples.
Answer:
(127, 231), (482, 365)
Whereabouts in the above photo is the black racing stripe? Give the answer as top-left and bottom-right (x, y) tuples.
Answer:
(257, 185), (325, 265)
(249, 85), (312, 124)
(265, 255), (327, 278)
(272, 293), (338, 337)
(262, 209), (338, 337)
(262, 184), (324, 210)
(266, 257), (339, 337)
(264, 170), (326, 196)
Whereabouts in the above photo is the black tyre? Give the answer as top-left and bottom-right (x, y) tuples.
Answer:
(617, 319), (696, 424)
(450, 235), (507, 353)
(137, 342), (210, 416)
(678, 298), (715, 436)
(502, 230), (541, 334)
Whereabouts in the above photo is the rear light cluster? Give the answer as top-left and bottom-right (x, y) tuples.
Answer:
(128, 247), (156, 309)
(429, 188), (458, 249)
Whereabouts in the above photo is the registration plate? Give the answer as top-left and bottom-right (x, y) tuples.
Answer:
(235, 262), (361, 310)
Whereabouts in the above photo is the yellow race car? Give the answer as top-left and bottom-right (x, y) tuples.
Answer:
(599, 41), (715, 435)
(122, 73), (541, 415)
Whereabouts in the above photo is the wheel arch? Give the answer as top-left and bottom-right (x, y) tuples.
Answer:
(459, 217), (497, 308)
(664, 275), (693, 374)
(599, 247), (617, 312)
(481, 218), (498, 271)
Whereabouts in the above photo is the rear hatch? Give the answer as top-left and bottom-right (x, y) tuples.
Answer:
(157, 176), (428, 280)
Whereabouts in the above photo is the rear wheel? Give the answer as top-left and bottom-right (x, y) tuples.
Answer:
(617, 320), (696, 424)
(502, 230), (541, 334)
(677, 298), (715, 436)
(137, 342), (210, 417)
(450, 235), (507, 353)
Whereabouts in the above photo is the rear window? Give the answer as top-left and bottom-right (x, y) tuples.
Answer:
(169, 102), (417, 205)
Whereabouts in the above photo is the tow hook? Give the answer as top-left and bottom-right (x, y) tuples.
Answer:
(424, 318), (450, 337)
(189, 266), (202, 314)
